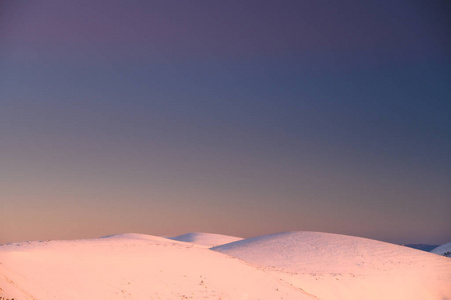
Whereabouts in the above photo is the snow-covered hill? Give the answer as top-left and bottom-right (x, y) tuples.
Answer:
(212, 231), (451, 300)
(1, 231), (450, 300)
(431, 242), (451, 257)
(0, 233), (313, 300)
(168, 232), (243, 247)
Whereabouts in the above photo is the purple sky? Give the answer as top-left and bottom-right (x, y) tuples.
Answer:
(1, 0), (450, 244)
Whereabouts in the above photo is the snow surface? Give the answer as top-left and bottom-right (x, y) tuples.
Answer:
(168, 232), (243, 247)
(1, 231), (450, 300)
(431, 242), (451, 256)
(0, 233), (313, 300)
(212, 231), (451, 300)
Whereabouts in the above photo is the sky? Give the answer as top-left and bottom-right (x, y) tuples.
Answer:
(1, 0), (450, 245)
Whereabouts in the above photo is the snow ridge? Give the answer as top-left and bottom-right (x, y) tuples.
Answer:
(431, 242), (451, 257)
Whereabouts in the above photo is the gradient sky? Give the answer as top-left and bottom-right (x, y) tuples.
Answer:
(1, 0), (450, 244)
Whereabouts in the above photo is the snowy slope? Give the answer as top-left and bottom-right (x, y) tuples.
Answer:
(431, 242), (451, 257)
(2, 231), (450, 300)
(212, 231), (451, 300)
(168, 232), (243, 247)
(0, 234), (314, 300)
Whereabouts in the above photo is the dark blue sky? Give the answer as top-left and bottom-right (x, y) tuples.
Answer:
(1, 0), (450, 244)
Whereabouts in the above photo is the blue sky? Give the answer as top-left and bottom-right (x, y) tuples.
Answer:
(1, 0), (450, 244)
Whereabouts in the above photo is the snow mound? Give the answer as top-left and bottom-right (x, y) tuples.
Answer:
(168, 232), (243, 247)
(213, 231), (451, 300)
(431, 242), (451, 257)
(0, 233), (313, 300)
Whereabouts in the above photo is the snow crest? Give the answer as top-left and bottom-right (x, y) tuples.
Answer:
(431, 242), (451, 257)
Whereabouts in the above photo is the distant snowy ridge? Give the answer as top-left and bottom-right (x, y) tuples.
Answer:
(168, 232), (243, 247)
(431, 242), (451, 257)
(100, 233), (165, 240)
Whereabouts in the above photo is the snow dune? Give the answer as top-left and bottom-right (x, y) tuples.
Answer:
(0, 233), (313, 300)
(168, 232), (243, 247)
(1, 231), (450, 300)
(431, 242), (451, 257)
(212, 231), (451, 300)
